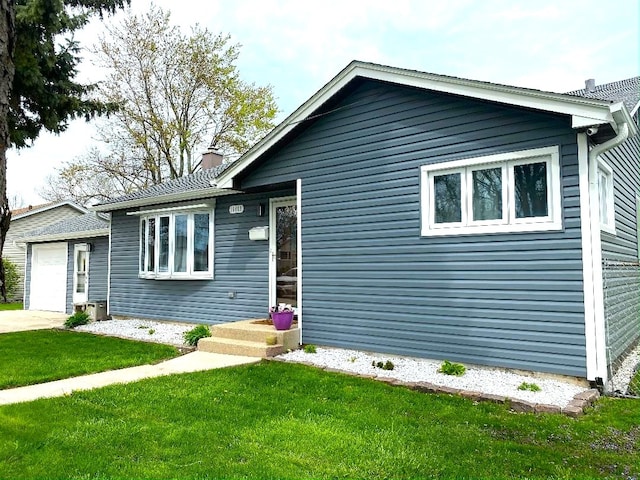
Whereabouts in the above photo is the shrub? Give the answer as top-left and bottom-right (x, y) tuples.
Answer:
(438, 360), (466, 376)
(64, 311), (90, 329)
(371, 360), (395, 370)
(303, 344), (317, 354)
(2, 258), (19, 300)
(183, 325), (211, 346)
(517, 382), (541, 392)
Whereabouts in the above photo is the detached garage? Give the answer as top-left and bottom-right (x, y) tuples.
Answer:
(20, 213), (110, 314)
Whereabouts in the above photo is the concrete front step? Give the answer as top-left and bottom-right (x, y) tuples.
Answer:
(198, 337), (284, 357)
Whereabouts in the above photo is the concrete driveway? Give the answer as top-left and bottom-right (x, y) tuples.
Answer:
(0, 310), (67, 333)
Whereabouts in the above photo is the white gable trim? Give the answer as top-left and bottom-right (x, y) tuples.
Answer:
(216, 61), (635, 189)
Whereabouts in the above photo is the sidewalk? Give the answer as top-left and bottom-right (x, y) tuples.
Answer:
(0, 351), (259, 406)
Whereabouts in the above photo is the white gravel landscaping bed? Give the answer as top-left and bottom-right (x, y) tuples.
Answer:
(75, 319), (192, 347)
(278, 347), (589, 408)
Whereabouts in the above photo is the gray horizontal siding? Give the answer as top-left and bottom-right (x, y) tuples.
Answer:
(4, 206), (83, 301)
(600, 131), (640, 366)
(108, 189), (293, 323)
(241, 79), (587, 377)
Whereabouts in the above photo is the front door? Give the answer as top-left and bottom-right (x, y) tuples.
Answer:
(73, 244), (89, 304)
(269, 197), (298, 311)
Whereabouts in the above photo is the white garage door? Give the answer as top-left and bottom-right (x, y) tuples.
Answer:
(30, 243), (68, 313)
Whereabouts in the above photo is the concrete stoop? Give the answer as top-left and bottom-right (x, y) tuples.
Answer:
(197, 319), (300, 357)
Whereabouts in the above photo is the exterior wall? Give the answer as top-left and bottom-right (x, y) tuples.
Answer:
(240, 80), (586, 377)
(600, 130), (640, 366)
(24, 236), (109, 314)
(65, 236), (110, 314)
(4, 206), (84, 301)
(108, 189), (293, 323)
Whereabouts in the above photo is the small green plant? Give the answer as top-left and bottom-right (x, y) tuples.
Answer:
(2, 258), (19, 300)
(137, 325), (149, 329)
(372, 360), (395, 370)
(148, 329), (155, 335)
(349, 356), (357, 363)
(265, 335), (277, 346)
(64, 311), (90, 329)
(517, 382), (541, 392)
(438, 360), (466, 376)
(303, 344), (317, 354)
(183, 325), (211, 346)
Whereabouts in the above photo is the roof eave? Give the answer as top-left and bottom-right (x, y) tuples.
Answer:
(11, 201), (88, 221)
(215, 60), (623, 189)
(18, 228), (110, 244)
(91, 187), (239, 212)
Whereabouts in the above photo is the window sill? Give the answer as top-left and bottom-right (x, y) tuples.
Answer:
(421, 220), (563, 237)
(138, 273), (213, 280)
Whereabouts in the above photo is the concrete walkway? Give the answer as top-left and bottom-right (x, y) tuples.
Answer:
(0, 310), (67, 333)
(0, 351), (259, 406)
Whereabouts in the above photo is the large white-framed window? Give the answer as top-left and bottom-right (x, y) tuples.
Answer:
(138, 207), (214, 279)
(421, 146), (562, 236)
(597, 159), (616, 234)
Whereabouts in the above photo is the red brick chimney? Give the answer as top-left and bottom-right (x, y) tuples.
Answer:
(201, 149), (223, 170)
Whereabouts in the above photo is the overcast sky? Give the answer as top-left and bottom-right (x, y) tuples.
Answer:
(7, 0), (639, 206)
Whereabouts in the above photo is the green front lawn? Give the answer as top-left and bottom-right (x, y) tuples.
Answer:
(0, 329), (179, 389)
(0, 361), (638, 479)
(0, 302), (23, 310)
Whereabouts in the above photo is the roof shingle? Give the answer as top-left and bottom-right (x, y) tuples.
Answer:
(566, 77), (640, 113)
(21, 213), (109, 242)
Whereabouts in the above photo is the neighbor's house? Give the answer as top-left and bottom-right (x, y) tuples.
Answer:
(94, 62), (639, 384)
(4, 201), (88, 302)
(20, 213), (110, 314)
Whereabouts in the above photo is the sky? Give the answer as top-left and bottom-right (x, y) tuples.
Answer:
(7, 0), (639, 206)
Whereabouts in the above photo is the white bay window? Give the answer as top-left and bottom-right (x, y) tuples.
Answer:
(421, 146), (561, 236)
(138, 206), (214, 279)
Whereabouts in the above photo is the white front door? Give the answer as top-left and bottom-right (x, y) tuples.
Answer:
(269, 197), (298, 311)
(72, 244), (89, 304)
(30, 243), (68, 312)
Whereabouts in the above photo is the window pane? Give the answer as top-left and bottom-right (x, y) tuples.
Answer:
(472, 167), (502, 221)
(193, 213), (210, 272)
(147, 217), (156, 272)
(158, 216), (170, 273)
(514, 162), (548, 218)
(434, 173), (462, 223)
(140, 219), (146, 271)
(174, 215), (188, 273)
(598, 170), (609, 225)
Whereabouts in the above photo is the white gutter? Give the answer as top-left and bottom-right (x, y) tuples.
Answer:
(92, 187), (238, 212)
(586, 121), (630, 383)
(18, 229), (110, 244)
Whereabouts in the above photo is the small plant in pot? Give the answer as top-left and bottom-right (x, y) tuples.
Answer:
(269, 304), (294, 331)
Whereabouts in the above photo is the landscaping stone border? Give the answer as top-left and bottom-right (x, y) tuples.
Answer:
(274, 358), (600, 417)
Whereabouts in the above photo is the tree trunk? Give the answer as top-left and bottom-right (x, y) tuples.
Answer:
(0, 0), (16, 302)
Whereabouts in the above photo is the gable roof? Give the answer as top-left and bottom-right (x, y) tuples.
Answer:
(92, 163), (235, 212)
(92, 61), (638, 211)
(565, 77), (640, 115)
(11, 200), (88, 221)
(215, 61), (637, 189)
(18, 213), (110, 243)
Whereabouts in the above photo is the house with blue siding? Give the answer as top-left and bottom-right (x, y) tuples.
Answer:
(20, 213), (110, 314)
(94, 62), (640, 384)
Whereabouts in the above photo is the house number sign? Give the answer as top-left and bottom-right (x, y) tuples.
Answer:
(229, 205), (244, 214)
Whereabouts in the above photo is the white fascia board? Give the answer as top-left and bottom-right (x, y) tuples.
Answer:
(12, 200), (89, 220)
(216, 61), (620, 189)
(20, 229), (110, 244)
(92, 187), (238, 212)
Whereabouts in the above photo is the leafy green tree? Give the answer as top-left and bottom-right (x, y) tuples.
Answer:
(0, 0), (128, 301)
(41, 5), (279, 204)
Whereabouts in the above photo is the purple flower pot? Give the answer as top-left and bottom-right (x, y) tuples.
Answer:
(271, 311), (294, 330)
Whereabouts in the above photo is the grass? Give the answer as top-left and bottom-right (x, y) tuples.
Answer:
(0, 302), (23, 311)
(0, 329), (179, 389)
(0, 361), (638, 479)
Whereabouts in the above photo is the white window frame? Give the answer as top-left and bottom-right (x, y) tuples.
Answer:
(421, 146), (562, 236)
(138, 207), (214, 280)
(597, 159), (616, 235)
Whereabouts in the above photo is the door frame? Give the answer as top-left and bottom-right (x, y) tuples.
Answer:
(269, 196), (298, 311)
(72, 243), (90, 304)
(30, 242), (68, 312)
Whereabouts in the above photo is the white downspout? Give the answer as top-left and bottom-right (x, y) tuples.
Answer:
(587, 122), (629, 383)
